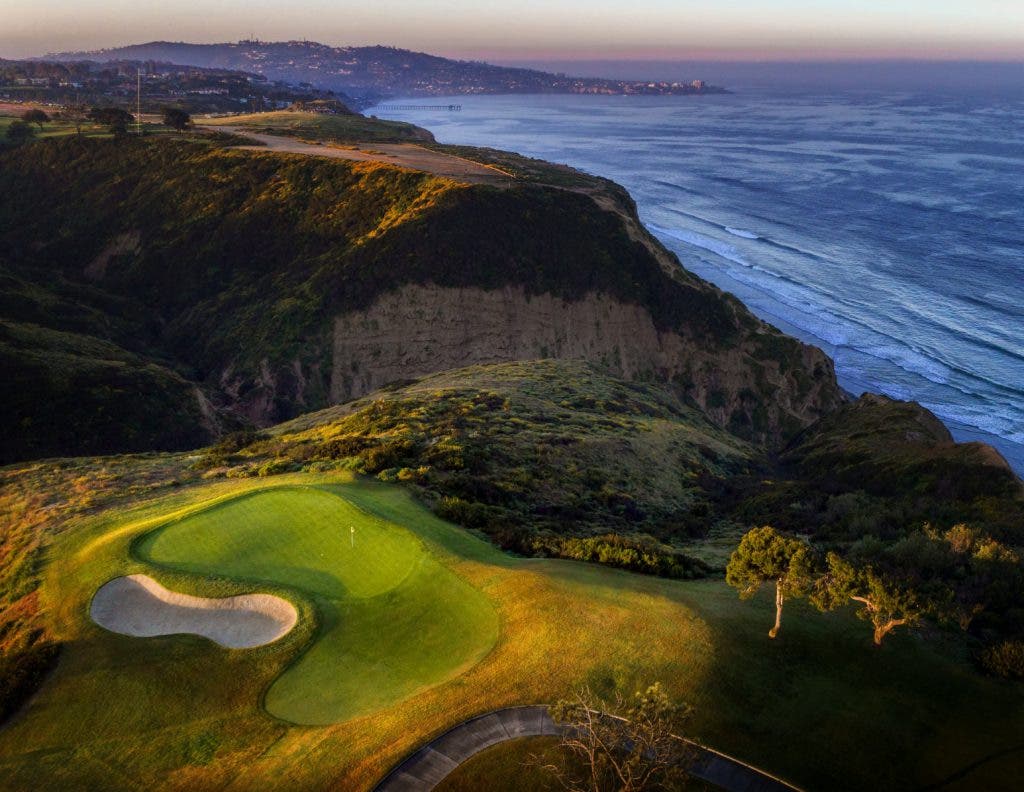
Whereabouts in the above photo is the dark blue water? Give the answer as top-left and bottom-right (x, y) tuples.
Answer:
(370, 91), (1024, 473)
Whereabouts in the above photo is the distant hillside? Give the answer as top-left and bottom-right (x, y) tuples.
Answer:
(44, 40), (726, 102)
(1, 56), (348, 114)
(0, 131), (838, 460)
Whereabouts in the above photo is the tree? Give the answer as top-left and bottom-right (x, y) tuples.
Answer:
(544, 683), (696, 792)
(812, 552), (926, 645)
(57, 103), (89, 135)
(88, 106), (135, 135)
(20, 109), (49, 131)
(726, 526), (815, 638)
(4, 120), (35, 145)
(161, 107), (191, 131)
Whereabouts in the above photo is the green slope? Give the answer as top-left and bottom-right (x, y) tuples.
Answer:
(136, 485), (497, 723)
(0, 133), (841, 459)
(0, 472), (1022, 791)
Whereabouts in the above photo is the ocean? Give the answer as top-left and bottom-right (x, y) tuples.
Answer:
(370, 86), (1024, 474)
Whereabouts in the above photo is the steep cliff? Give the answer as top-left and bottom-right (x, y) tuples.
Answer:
(0, 133), (842, 458)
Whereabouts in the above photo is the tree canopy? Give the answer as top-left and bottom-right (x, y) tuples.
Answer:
(20, 109), (49, 131)
(161, 107), (191, 131)
(88, 106), (135, 134)
(546, 683), (695, 792)
(4, 120), (35, 146)
(729, 523), (1021, 648)
(726, 525), (815, 638)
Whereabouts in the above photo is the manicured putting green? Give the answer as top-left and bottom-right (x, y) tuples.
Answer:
(136, 485), (497, 724)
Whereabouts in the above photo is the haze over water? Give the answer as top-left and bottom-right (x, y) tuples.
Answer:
(373, 81), (1024, 473)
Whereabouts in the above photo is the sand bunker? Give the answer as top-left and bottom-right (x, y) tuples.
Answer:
(90, 574), (297, 649)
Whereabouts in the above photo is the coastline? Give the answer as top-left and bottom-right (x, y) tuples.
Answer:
(366, 93), (1024, 477)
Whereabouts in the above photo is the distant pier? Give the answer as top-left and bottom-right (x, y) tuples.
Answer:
(376, 103), (462, 111)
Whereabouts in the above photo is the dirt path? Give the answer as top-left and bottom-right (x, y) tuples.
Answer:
(203, 126), (513, 183)
(372, 705), (802, 792)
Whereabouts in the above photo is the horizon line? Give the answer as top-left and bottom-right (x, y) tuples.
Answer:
(7, 38), (1022, 66)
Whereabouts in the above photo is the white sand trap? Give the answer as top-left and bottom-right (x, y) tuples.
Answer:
(90, 574), (298, 649)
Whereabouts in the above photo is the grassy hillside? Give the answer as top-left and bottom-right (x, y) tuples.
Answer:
(0, 470), (1022, 792)
(203, 109), (434, 143)
(198, 360), (753, 566)
(0, 133), (839, 460)
(182, 360), (1022, 588)
(0, 320), (209, 460)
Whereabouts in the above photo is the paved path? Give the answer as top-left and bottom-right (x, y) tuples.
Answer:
(201, 126), (511, 183)
(373, 705), (802, 792)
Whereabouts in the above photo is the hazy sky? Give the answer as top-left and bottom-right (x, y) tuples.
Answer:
(2, 1), (1023, 60)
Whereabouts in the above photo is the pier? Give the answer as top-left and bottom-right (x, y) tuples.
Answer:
(376, 103), (462, 111)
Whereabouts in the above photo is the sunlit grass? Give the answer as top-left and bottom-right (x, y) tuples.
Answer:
(0, 472), (1021, 791)
(203, 110), (429, 143)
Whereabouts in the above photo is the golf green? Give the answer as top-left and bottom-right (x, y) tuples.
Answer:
(136, 485), (498, 724)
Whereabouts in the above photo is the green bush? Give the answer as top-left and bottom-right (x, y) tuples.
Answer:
(511, 532), (709, 580)
(256, 458), (295, 477)
(434, 495), (493, 529)
(979, 640), (1024, 680)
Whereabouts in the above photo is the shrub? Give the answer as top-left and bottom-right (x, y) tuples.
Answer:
(434, 495), (493, 529)
(979, 640), (1024, 680)
(256, 458), (294, 477)
(4, 120), (35, 146)
(517, 532), (710, 579)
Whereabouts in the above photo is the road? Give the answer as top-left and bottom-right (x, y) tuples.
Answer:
(373, 705), (803, 792)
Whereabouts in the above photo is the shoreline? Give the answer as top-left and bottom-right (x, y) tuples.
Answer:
(366, 93), (1024, 478)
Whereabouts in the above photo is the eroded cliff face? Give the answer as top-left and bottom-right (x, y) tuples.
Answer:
(329, 284), (842, 446)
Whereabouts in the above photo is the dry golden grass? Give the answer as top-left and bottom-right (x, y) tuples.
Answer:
(0, 471), (1021, 791)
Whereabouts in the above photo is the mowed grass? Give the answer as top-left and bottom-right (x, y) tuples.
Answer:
(135, 485), (497, 724)
(203, 110), (430, 143)
(137, 487), (420, 599)
(0, 114), (113, 143)
(0, 471), (1021, 791)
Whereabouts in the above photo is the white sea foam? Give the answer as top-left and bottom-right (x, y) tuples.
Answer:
(648, 224), (751, 268)
(384, 92), (1024, 473)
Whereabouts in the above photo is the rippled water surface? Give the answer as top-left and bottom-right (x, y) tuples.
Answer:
(372, 91), (1024, 473)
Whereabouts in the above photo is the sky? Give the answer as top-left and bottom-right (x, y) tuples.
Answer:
(2, 0), (1023, 61)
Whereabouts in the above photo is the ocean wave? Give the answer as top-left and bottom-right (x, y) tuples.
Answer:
(651, 179), (706, 197)
(648, 223), (869, 346)
(919, 402), (1024, 445)
(648, 224), (752, 268)
(725, 227), (759, 239)
(655, 221), (1024, 434)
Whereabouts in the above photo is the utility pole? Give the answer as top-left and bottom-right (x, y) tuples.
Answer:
(136, 69), (142, 135)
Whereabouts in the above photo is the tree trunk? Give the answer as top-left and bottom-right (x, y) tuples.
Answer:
(873, 618), (907, 645)
(769, 580), (784, 639)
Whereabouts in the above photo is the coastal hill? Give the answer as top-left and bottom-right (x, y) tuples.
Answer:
(44, 40), (726, 103)
(1, 108), (1023, 792)
(0, 57), (350, 114)
(0, 118), (840, 461)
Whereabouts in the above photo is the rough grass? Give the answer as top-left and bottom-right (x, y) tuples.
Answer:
(436, 736), (717, 792)
(436, 736), (564, 792)
(1, 471), (1021, 791)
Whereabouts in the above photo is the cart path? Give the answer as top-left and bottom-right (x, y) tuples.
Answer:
(202, 126), (512, 183)
(372, 704), (802, 792)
